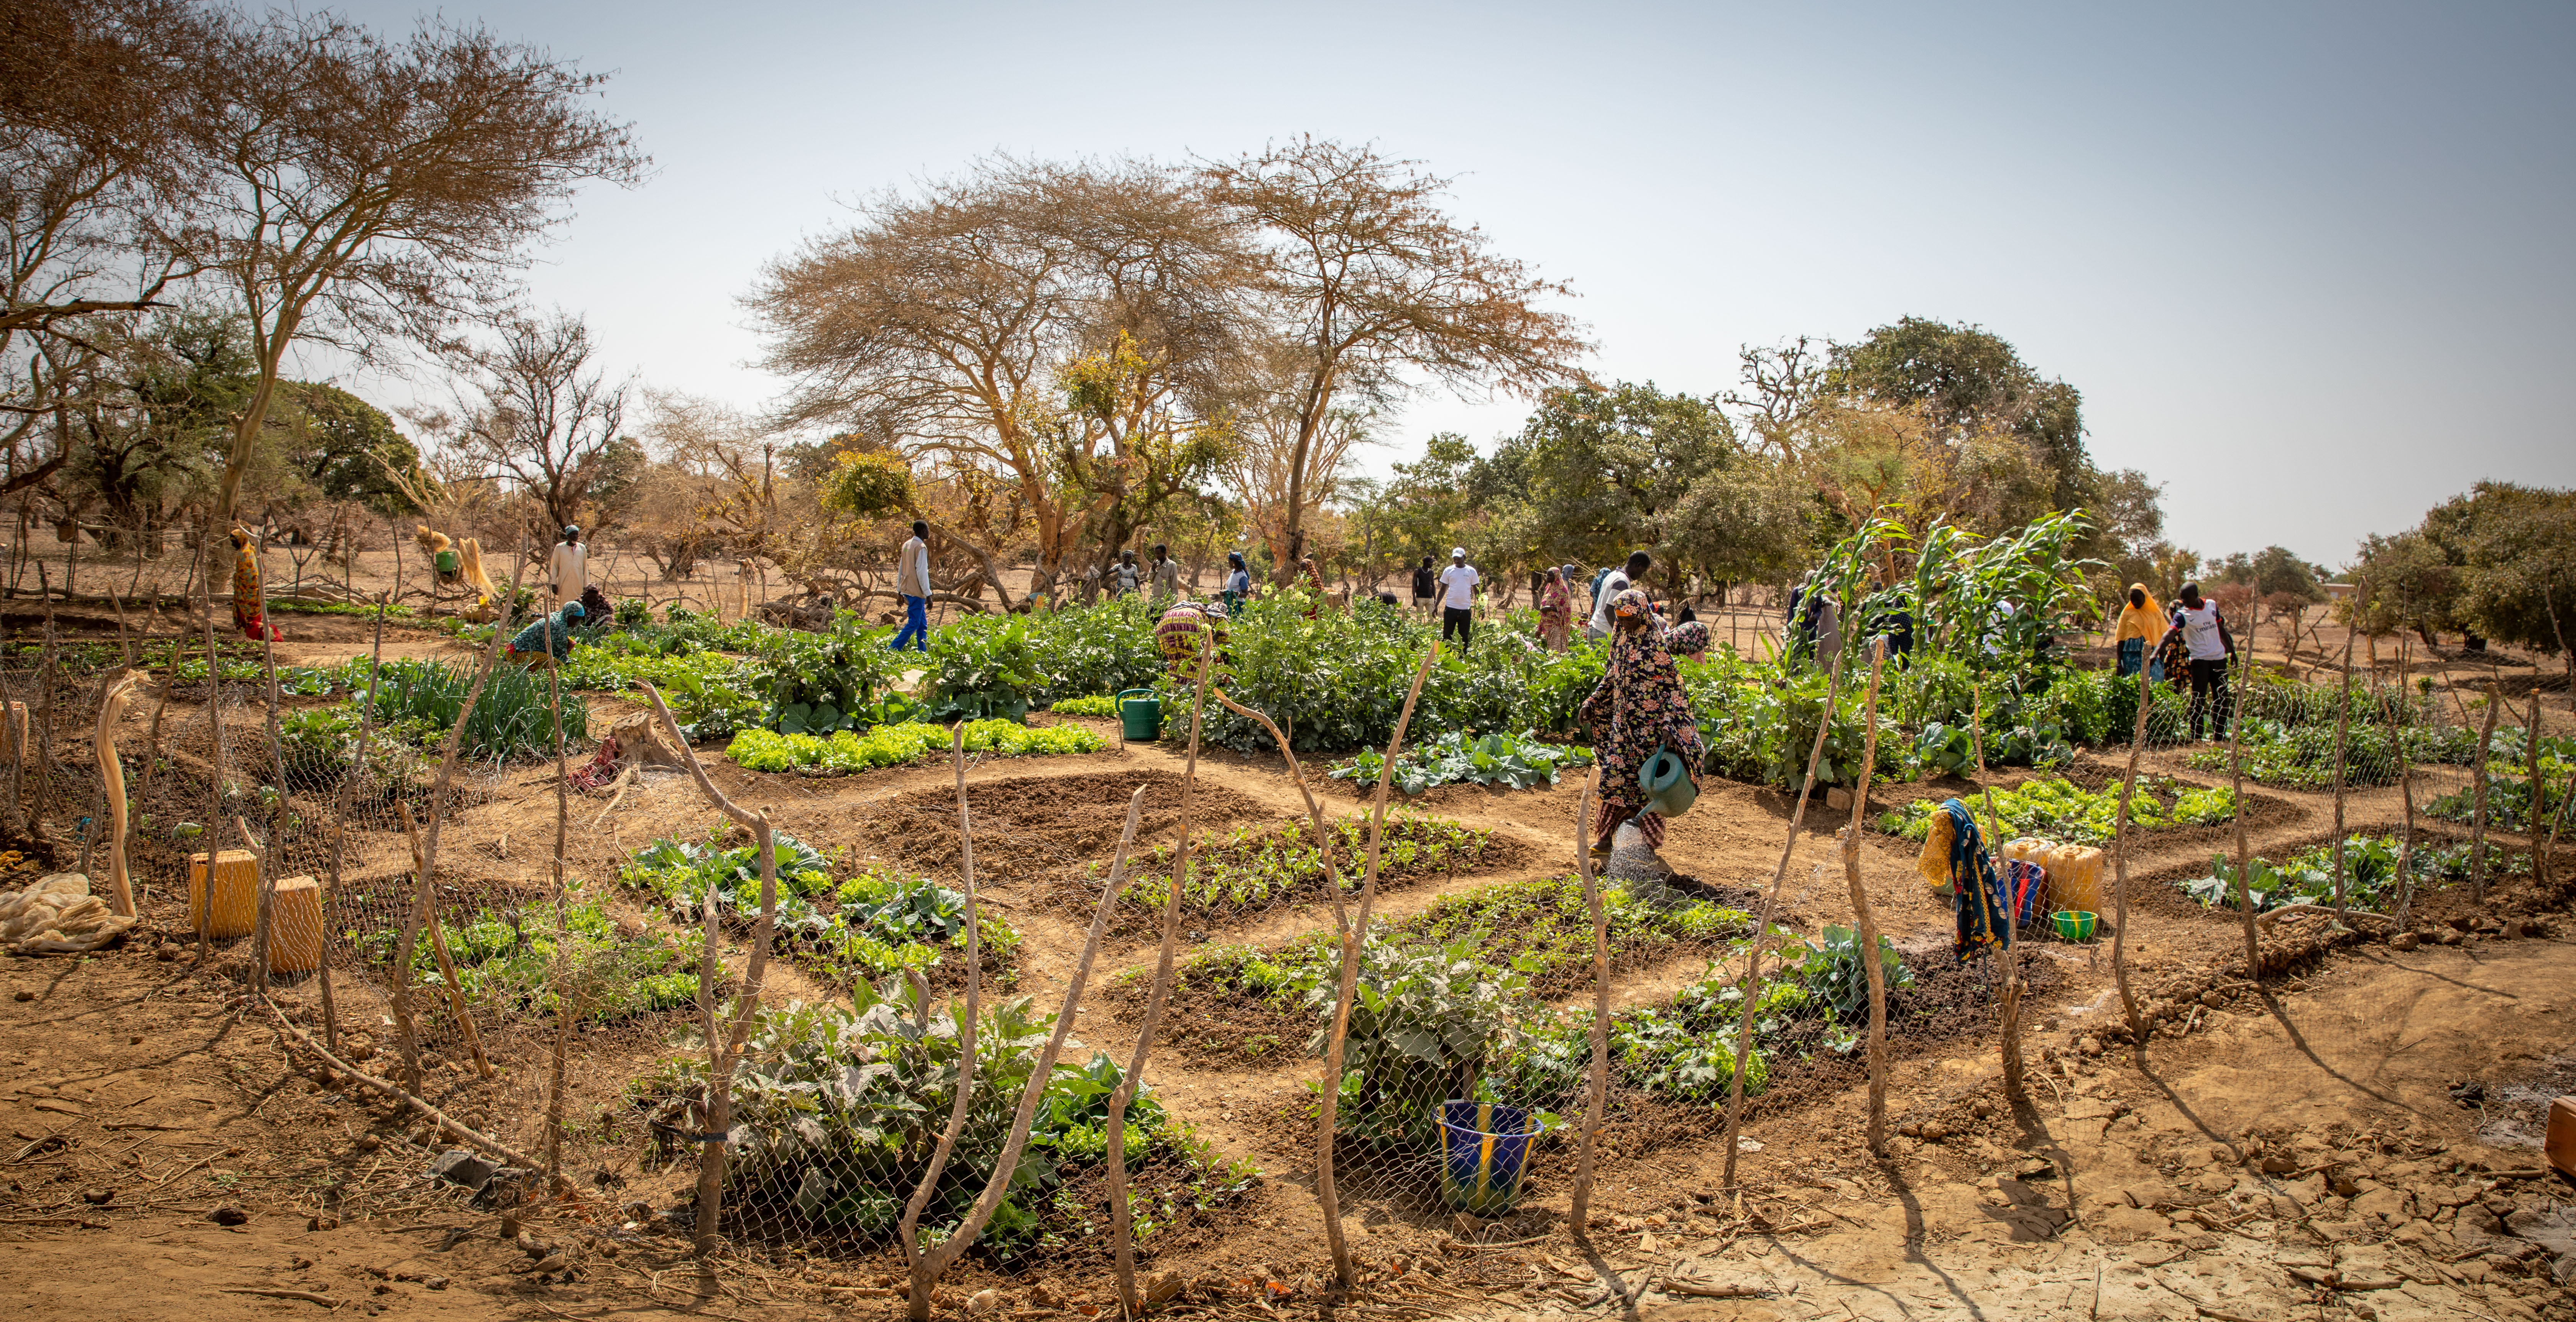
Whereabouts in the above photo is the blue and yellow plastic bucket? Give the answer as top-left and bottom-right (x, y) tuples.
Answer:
(1439, 1100), (1542, 1216)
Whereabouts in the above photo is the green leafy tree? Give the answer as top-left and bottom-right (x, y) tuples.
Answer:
(2343, 530), (2461, 648)
(2422, 482), (2576, 667)
(1474, 381), (1745, 590)
(1827, 316), (2089, 511)
(271, 381), (422, 512)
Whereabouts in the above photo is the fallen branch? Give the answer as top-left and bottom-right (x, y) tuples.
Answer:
(219, 1289), (340, 1308)
(1660, 1279), (1782, 1300)
(261, 1001), (561, 1190)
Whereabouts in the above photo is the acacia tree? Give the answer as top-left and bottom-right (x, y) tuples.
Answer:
(1200, 138), (1590, 568)
(752, 158), (1245, 600)
(440, 310), (634, 537)
(178, 12), (645, 524)
(0, 0), (212, 500)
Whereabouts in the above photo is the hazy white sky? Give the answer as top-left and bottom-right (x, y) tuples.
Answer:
(326, 0), (2574, 570)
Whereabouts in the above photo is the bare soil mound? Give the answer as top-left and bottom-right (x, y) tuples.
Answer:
(861, 769), (1264, 885)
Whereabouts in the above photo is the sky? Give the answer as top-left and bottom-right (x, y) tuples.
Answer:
(322, 0), (2576, 570)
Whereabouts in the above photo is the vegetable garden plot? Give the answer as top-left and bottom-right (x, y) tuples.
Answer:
(618, 831), (1022, 991)
(1058, 811), (1529, 939)
(626, 983), (1261, 1268)
(858, 770), (1264, 885)
(1875, 773), (2241, 846)
(1100, 874), (1758, 1067)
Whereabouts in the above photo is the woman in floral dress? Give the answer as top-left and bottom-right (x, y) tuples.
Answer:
(1577, 588), (1702, 859)
(1536, 566), (1574, 651)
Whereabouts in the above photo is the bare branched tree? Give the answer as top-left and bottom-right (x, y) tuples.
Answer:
(442, 310), (632, 535)
(751, 156), (1249, 599)
(0, 0), (211, 497)
(1198, 138), (1591, 565)
(175, 12), (647, 523)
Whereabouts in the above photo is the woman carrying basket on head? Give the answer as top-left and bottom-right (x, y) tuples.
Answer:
(1577, 588), (1702, 861)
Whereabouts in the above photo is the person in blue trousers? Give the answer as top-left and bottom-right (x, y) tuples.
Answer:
(890, 519), (931, 652)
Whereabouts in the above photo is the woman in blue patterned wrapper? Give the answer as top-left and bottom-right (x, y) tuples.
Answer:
(506, 601), (585, 666)
(1577, 588), (1703, 861)
(1917, 798), (2013, 963)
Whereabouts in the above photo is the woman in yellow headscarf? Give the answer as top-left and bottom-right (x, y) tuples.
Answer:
(2111, 583), (2162, 678)
(229, 527), (280, 641)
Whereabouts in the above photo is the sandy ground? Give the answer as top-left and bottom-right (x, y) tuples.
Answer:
(0, 604), (2569, 1321)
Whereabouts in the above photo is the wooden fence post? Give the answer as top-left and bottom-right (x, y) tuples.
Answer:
(1313, 642), (1438, 1292)
(1109, 633), (1216, 1313)
(1723, 646), (1844, 1184)
(1567, 771), (1608, 1231)
(1839, 641), (1889, 1156)
(2109, 673), (2153, 1056)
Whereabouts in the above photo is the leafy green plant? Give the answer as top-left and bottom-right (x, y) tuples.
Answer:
(754, 616), (909, 734)
(1113, 813), (1504, 919)
(1774, 924), (1914, 1021)
(1878, 776), (2235, 845)
(620, 834), (1020, 986)
(1387, 875), (1753, 995)
(357, 657), (587, 761)
(724, 719), (1101, 775)
(1049, 695), (1119, 718)
(635, 981), (1256, 1256)
(1327, 729), (1592, 794)
(1306, 936), (1545, 1146)
(357, 896), (700, 1023)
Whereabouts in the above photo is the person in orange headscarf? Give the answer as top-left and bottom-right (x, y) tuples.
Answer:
(2111, 582), (2162, 678)
(229, 527), (280, 642)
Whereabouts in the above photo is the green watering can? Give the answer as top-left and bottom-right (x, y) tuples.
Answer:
(1117, 688), (1162, 741)
(1640, 745), (1697, 818)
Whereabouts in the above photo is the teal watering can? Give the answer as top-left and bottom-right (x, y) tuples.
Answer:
(1640, 745), (1697, 818)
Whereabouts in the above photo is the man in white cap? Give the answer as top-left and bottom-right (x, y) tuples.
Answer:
(1437, 546), (1480, 647)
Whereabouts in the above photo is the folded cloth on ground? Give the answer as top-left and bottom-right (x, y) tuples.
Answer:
(0, 873), (137, 953)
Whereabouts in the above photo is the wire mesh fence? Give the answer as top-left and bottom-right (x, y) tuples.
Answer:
(0, 585), (2566, 1314)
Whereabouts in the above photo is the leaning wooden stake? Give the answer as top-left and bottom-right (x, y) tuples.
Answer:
(2467, 678), (2501, 905)
(250, 531), (295, 997)
(1211, 693), (1353, 944)
(2529, 690), (2550, 893)
(1965, 683), (2026, 1102)
(263, 1002), (559, 1184)
(1723, 645), (1845, 1186)
(924, 788), (1148, 1313)
(636, 682), (780, 1263)
(543, 610), (575, 1191)
(393, 803), (493, 1079)
(2387, 645), (2422, 926)
(91, 672), (140, 916)
(1111, 635), (1217, 1315)
(2109, 672), (2153, 1056)
(2224, 650), (2257, 979)
(1839, 640), (1890, 1156)
(1566, 769), (1610, 1232)
(392, 559), (528, 1090)
(314, 596), (391, 1050)
(1312, 641), (1439, 1291)
(900, 728), (984, 1319)
(2328, 609), (2358, 921)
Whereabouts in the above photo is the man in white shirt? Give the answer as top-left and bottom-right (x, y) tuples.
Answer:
(2170, 581), (2235, 741)
(1438, 547), (1480, 647)
(1589, 550), (1650, 640)
(890, 520), (931, 652)
(549, 525), (586, 609)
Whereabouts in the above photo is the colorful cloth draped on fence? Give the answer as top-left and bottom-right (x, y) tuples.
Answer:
(230, 535), (279, 642)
